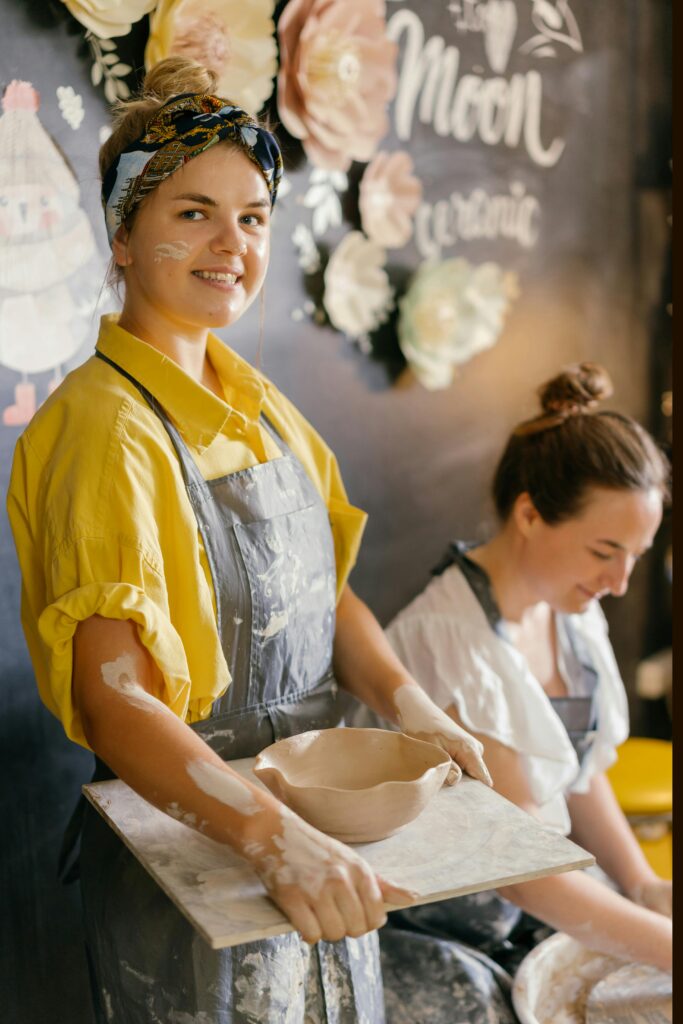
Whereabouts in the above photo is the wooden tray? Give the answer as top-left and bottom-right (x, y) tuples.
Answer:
(84, 759), (593, 949)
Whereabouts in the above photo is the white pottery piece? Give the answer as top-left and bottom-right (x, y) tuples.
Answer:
(586, 962), (672, 1024)
(252, 728), (451, 843)
(512, 932), (622, 1024)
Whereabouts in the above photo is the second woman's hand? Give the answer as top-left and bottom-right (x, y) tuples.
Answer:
(629, 877), (673, 919)
(242, 807), (418, 945)
(392, 683), (493, 787)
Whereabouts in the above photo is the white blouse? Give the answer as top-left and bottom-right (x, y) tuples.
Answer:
(354, 563), (629, 835)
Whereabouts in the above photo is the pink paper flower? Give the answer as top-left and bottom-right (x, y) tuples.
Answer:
(359, 151), (422, 249)
(277, 0), (398, 171)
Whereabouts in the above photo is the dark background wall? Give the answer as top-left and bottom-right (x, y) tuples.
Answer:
(1, 2), (671, 1021)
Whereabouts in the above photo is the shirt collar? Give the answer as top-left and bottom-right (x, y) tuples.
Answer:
(96, 314), (267, 452)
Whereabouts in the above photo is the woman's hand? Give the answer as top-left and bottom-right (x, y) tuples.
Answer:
(392, 683), (493, 787)
(243, 808), (417, 945)
(629, 878), (672, 918)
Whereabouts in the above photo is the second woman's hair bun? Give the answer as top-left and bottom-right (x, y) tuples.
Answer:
(538, 362), (613, 416)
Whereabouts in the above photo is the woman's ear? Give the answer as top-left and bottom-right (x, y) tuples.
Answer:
(512, 492), (541, 538)
(112, 224), (132, 268)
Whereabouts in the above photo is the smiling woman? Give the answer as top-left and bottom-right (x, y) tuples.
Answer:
(5, 56), (492, 1024)
(352, 362), (672, 1023)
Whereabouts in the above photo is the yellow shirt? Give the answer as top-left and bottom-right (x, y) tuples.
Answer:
(7, 315), (367, 749)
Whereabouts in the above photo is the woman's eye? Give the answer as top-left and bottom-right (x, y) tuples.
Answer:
(242, 213), (265, 226)
(589, 549), (611, 561)
(179, 209), (205, 221)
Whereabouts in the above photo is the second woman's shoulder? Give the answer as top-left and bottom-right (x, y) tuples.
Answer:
(388, 560), (485, 635)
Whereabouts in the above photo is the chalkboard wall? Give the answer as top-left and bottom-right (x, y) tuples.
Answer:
(0, 2), (671, 1020)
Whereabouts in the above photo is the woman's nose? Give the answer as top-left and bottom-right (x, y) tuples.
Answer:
(211, 221), (246, 256)
(603, 557), (632, 597)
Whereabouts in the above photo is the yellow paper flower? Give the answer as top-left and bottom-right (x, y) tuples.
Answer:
(61, 0), (156, 38)
(146, 0), (278, 115)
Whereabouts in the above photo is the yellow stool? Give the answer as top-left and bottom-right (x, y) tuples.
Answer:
(606, 737), (672, 880)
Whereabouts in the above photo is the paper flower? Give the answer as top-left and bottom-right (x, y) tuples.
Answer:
(323, 231), (393, 339)
(359, 151), (422, 249)
(398, 259), (519, 389)
(60, 0), (156, 38)
(146, 0), (278, 115)
(277, 0), (398, 170)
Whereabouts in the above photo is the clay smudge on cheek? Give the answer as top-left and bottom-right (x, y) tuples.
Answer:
(186, 759), (262, 817)
(153, 240), (191, 263)
(100, 654), (174, 717)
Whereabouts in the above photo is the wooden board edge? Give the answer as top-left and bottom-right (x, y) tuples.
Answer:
(205, 853), (596, 950)
(82, 783), (230, 949)
(82, 782), (596, 951)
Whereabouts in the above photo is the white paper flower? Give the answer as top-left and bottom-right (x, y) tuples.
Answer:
(61, 0), (156, 38)
(398, 258), (519, 389)
(146, 0), (278, 115)
(323, 231), (393, 340)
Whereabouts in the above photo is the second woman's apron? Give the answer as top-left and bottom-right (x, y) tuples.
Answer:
(378, 542), (599, 1024)
(78, 353), (384, 1024)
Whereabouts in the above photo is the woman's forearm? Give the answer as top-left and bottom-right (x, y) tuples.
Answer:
(499, 869), (672, 971)
(567, 772), (660, 894)
(81, 665), (286, 855)
(332, 584), (412, 722)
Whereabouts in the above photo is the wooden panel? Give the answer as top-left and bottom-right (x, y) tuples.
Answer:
(84, 762), (593, 950)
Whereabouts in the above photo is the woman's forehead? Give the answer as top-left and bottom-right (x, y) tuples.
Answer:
(159, 144), (271, 202)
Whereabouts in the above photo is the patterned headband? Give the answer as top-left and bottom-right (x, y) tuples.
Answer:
(101, 93), (283, 246)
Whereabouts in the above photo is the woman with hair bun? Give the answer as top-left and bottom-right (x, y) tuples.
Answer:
(355, 363), (672, 1022)
(6, 58), (491, 1023)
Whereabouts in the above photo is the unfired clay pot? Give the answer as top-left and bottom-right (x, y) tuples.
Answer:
(252, 728), (451, 843)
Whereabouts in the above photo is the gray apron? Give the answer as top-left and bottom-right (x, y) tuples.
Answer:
(379, 542), (598, 1024)
(76, 352), (384, 1024)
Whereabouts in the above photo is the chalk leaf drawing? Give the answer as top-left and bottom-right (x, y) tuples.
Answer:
(88, 34), (132, 103)
(300, 169), (347, 238)
(520, 0), (583, 58)
(0, 81), (97, 425)
(56, 86), (84, 130)
(291, 224), (321, 275)
(483, 1), (518, 74)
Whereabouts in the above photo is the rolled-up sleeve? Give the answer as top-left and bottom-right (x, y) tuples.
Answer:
(37, 535), (192, 747)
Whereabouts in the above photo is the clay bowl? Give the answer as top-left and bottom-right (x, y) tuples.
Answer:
(253, 728), (451, 843)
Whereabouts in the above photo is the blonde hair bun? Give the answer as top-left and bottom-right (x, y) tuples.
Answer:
(538, 362), (614, 416)
(140, 57), (218, 102)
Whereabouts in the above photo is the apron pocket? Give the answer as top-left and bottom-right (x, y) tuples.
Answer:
(234, 504), (336, 704)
